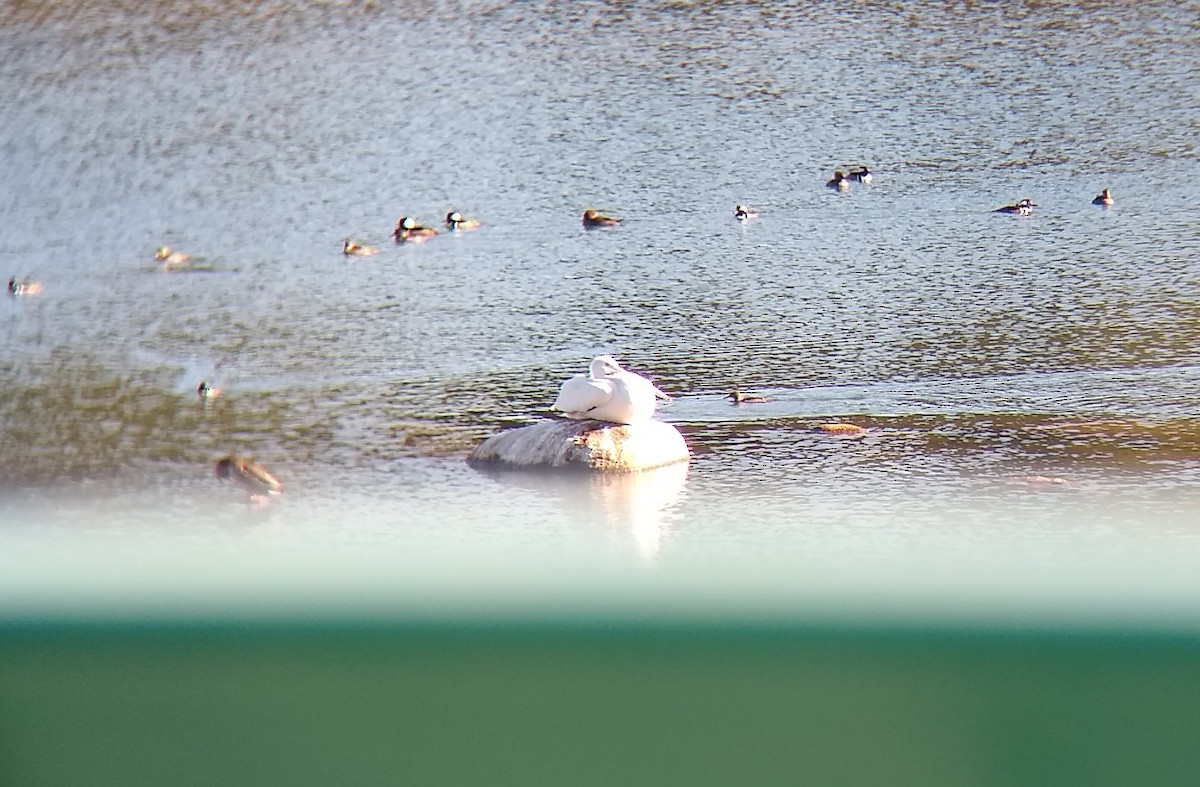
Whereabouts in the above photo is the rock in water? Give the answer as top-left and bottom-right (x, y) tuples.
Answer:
(468, 419), (689, 473)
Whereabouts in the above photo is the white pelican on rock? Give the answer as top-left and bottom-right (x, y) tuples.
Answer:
(552, 355), (670, 425)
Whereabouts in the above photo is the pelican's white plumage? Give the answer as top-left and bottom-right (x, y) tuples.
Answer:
(552, 355), (670, 425)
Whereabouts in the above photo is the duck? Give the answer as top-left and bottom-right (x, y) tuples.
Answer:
(342, 238), (379, 256)
(582, 208), (621, 228)
(734, 204), (759, 221)
(993, 198), (1036, 216)
(214, 455), (283, 500)
(1092, 188), (1113, 207)
(197, 381), (221, 400)
(392, 217), (438, 243)
(826, 170), (850, 191)
(552, 355), (671, 425)
(847, 166), (873, 184)
(727, 390), (771, 404)
(154, 246), (191, 266)
(444, 210), (481, 230)
(7, 276), (43, 296)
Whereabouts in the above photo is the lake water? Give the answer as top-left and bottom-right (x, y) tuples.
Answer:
(3, 3), (1200, 784)
(1, 0), (1199, 613)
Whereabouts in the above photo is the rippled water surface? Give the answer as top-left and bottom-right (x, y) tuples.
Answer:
(1, 1), (1199, 600)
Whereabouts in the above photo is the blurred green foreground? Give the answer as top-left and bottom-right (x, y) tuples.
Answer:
(3, 620), (1199, 786)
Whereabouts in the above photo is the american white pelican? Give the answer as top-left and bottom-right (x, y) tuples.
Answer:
(552, 355), (670, 425)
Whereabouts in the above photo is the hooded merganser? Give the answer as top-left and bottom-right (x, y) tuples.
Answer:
(734, 204), (759, 221)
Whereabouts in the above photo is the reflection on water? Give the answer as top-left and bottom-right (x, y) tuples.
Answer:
(477, 461), (691, 560)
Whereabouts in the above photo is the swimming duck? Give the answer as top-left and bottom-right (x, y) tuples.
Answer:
(728, 390), (771, 404)
(444, 211), (481, 230)
(342, 238), (379, 256)
(552, 355), (670, 425)
(734, 204), (759, 221)
(847, 166), (873, 184)
(392, 217), (438, 243)
(7, 276), (43, 296)
(582, 208), (621, 228)
(993, 198), (1036, 216)
(826, 170), (850, 191)
(1092, 188), (1113, 207)
(214, 455), (283, 500)
(197, 381), (221, 400)
(154, 246), (191, 266)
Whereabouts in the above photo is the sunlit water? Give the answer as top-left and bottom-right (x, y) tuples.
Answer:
(1, 1), (1199, 616)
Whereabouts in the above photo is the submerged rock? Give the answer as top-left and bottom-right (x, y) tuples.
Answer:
(468, 419), (689, 473)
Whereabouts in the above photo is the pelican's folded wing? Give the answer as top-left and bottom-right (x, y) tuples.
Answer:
(552, 374), (613, 418)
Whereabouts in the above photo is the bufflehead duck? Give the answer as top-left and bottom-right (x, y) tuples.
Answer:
(154, 246), (191, 266)
(7, 276), (43, 295)
(582, 208), (621, 227)
(342, 238), (379, 256)
(445, 211), (481, 230)
(826, 170), (850, 191)
(993, 198), (1036, 216)
(392, 217), (438, 243)
(847, 166), (872, 184)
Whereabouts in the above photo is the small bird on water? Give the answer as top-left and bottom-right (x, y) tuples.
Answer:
(582, 208), (621, 227)
(214, 455), (283, 502)
(342, 238), (379, 256)
(728, 390), (771, 404)
(847, 166), (872, 184)
(993, 198), (1036, 216)
(444, 210), (481, 230)
(197, 381), (221, 400)
(8, 276), (43, 296)
(154, 246), (191, 266)
(826, 170), (850, 191)
(392, 217), (438, 243)
(1092, 188), (1113, 206)
(734, 204), (759, 221)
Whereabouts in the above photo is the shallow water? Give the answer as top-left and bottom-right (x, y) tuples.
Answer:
(1, 0), (1199, 608)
